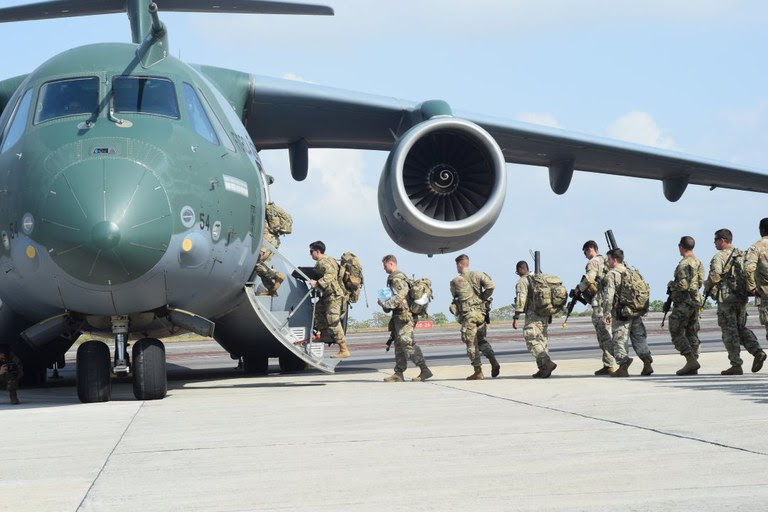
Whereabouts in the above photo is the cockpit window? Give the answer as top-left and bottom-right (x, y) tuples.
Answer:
(182, 83), (218, 145)
(1, 89), (33, 153)
(112, 76), (179, 119)
(34, 77), (99, 124)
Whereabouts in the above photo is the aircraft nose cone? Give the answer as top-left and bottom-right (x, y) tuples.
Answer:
(91, 221), (121, 250)
(38, 158), (172, 285)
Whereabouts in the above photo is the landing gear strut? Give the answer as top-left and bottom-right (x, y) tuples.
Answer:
(112, 315), (130, 376)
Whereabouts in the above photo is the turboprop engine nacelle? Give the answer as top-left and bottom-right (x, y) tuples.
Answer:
(378, 117), (507, 255)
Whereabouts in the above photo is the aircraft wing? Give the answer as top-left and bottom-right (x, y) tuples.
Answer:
(239, 73), (768, 200)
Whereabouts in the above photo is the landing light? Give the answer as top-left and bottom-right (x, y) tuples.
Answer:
(25, 245), (36, 259)
(182, 238), (193, 252)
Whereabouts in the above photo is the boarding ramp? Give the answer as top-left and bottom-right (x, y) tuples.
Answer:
(213, 243), (339, 374)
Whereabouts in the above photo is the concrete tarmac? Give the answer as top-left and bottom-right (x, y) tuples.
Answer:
(2, 345), (768, 511)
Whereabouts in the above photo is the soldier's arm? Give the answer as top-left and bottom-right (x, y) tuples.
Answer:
(671, 262), (691, 292)
(479, 273), (495, 302)
(578, 259), (599, 292)
(601, 272), (617, 310)
(705, 253), (723, 289)
(382, 276), (408, 310)
(316, 259), (338, 290)
(745, 246), (758, 292)
(514, 279), (527, 315)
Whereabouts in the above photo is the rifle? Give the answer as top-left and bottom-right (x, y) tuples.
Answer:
(562, 286), (589, 328)
(605, 229), (617, 252)
(660, 289), (673, 327)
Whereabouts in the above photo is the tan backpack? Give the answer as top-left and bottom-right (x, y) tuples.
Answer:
(529, 274), (567, 316)
(339, 251), (364, 303)
(265, 202), (293, 235)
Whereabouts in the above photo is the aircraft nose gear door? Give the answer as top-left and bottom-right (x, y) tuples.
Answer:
(213, 242), (340, 375)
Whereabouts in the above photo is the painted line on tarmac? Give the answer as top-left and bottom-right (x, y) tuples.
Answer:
(76, 402), (146, 512)
(431, 382), (768, 458)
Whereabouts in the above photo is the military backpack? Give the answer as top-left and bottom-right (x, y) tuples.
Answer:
(339, 251), (364, 303)
(723, 248), (748, 299)
(617, 267), (650, 319)
(265, 202), (293, 235)
(529, 274), (567, 316)
(408, 277), (433, 319)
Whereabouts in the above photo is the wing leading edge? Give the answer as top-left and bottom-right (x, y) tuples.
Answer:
(207, 70), (767, 201)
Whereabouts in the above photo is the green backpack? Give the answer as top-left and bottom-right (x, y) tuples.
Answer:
(724, 249), (748, 299)
(265, 202), (293, 235)
(529, 274), (567, 316)
(408, 277), (433, 319)
(339, 251), (364, 303)
(617, 267), (650, 319)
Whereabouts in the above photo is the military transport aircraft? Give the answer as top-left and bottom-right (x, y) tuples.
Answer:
(0, 0), (766, 403)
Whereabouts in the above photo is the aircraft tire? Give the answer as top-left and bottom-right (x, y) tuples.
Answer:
(278, 351), (306, 373)
(242, 354), (268, 375)
(76, 341), (112, 403)
(132, 338), (167, 400)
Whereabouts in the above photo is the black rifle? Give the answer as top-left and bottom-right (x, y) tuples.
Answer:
(660, 289), (674, 328)
(562, 286), (590, 328)
(605, 229), (617, 252)
(533, 250), (541, 274)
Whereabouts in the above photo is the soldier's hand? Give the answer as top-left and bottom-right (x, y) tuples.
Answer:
(309, 279), (318, 288)
(377, 299), (383, 307)
(749, 288), (758, 297)
(512, 317), (519, 330)
(603, 315), (611, 326)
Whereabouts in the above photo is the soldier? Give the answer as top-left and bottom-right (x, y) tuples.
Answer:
(253, 202), (290, 296)
(745, 217), (768, 373)
(0, 345), (22, 405)
(576, 240), (617, 375)
(513, 261), (557, 378)
(449, 254), (500, 380)
(668, 236), (706, 376)
(378, 255), (432, 382)
(308, 241), (350, 359)
(601, 249), (654, 377)
(704, 229), (766, 375)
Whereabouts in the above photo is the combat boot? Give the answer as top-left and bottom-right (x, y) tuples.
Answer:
(539, 358), (557, 379)
(412, 364), (433, 382)
(267, 272), (285, 296)
(488, 354), (501, 378)
(331, 340), (350, 359)
(721, 365), (743, 375)
(9, 389), (19, 405)
(466, 367), (484, 380)
(613, 358), (633, 377)
(752, 350), (766, 373)
(383, 371), (404, 382)
(594, 366), (616, 376)
(640, 356), (654, 376)
(676, 353), (701, 376)
(532, 366), (544, 378)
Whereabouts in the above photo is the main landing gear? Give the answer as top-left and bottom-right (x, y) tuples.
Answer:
(75, 316), (167, 403)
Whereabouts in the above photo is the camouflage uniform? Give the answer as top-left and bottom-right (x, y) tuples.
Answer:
(515, 276), (551, 369)
(253, 228), (282, 289)
(577, 254), (616, 369)
(705, 247), (762, 367)
(668, 255), (705, 356)
(601, 264), (652, 364)
(0, 354), (22, 403)
(450, 269), (496, 370)
(745, 236), (768, 342)
(313, 255), (346, 346)
(382, 270), (426, 373)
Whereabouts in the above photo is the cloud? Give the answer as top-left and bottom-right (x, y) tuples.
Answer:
(606, 111), (677, 149)
(515, 112), (563, 128)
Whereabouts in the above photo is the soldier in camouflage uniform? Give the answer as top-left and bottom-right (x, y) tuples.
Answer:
(704, 229), (765, 375)
(0, 346), (22, 405)
(745, 218), (768, 373)
(449, 254), (500, 380)
(378, 255), (432, 382)
(309, 241), (349, 358)
(513, 261), (557, 378)
(576, 240), (617, 375)
(253, 202), (289, 296)
(668, 236), (706, 376)
(601, 249), (653, 377)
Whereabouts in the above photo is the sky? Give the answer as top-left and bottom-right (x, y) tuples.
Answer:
(2, 1), (767, 321)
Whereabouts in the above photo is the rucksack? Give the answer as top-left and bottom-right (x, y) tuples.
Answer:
(617, 267), (650, 319)
(724, 248), (748, 298)
(408, 277), (433, 318)
(529, 274), (567, 316)
(265, 202), (293, 235)
(339, 251), (364, 303)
